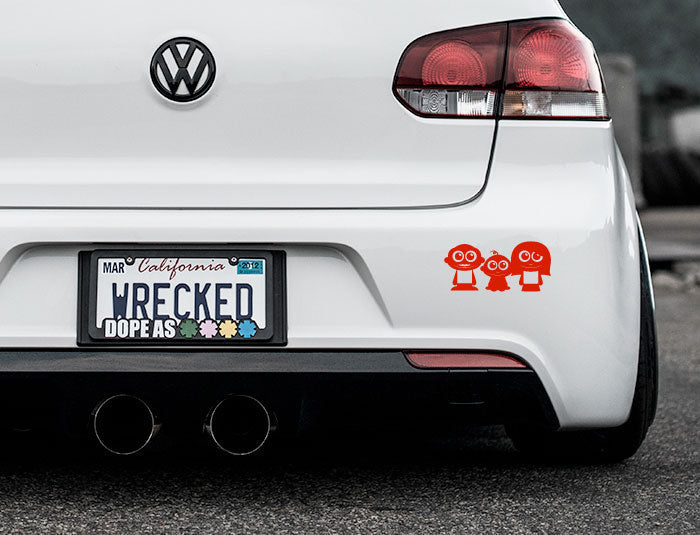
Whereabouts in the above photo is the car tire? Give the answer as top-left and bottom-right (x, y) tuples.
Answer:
(506, 224), (658, 463)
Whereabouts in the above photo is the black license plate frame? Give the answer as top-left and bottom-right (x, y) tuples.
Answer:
(77, 248), (286, 346)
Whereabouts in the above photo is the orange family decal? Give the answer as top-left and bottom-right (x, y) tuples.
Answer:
(445, 242), (551, 292)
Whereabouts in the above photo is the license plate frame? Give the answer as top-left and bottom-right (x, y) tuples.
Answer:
(78, 248), (286, 346)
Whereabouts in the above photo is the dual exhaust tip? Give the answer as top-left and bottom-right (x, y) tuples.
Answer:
(204, 395), (272, 456)
(92, 394), (158, 456)
(92, 394), (271, 456)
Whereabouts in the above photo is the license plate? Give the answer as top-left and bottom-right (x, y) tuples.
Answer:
(78, 250), (286, 345)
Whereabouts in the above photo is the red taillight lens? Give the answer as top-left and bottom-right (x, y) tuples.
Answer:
(393, 19), (608, 120)
(510, 27), (591, 89)
(405, 352), (527, 369)
(393, 24), (507, 118)
(421, 42), (487, 86)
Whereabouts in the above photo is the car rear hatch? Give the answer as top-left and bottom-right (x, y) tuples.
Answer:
(0, 0), (563, 209)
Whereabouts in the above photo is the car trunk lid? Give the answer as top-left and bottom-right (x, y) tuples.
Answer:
(0, 0), (563, 208)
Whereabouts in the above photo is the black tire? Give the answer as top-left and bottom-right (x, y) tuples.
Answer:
(507, 223), (658, 463)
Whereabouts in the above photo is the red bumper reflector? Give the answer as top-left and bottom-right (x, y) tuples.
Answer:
(405, 352), (527, 369)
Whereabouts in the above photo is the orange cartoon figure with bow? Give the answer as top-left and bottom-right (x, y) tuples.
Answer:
(480, 251), (511, 292)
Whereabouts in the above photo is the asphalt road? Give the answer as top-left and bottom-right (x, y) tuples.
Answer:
(0, 286), (697, 534)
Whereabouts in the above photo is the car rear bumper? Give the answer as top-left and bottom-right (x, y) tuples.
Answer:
(0, 121), (640, 430)
(0, 351), (558, 437)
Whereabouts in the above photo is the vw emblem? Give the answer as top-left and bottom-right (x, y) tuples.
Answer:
(150, 37), (216, 103)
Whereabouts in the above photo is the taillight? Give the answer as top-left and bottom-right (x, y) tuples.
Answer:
(503, 19), (608, 119)
(393, 24), (507, 118)
(393, 18), (608, 120)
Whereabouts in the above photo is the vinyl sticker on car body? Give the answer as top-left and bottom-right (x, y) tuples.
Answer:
(445, 242), (551, 292)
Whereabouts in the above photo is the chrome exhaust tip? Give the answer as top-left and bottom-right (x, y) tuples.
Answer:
(92, 395), (158, 456)
(205, 395), (271, 456)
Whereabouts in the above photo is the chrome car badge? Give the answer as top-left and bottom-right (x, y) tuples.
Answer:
(150, 37), (216, 102)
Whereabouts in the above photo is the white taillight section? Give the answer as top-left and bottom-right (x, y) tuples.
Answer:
(393, 19), (609, 121)
(396, 89), (497, 117)
(502, 90), (608, 118)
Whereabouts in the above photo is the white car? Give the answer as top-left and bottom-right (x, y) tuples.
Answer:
(0, 0), (656, 460)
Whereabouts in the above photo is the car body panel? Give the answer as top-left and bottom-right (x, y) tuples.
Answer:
(0, 120), (640, 428)
(0, 0), (564, 209)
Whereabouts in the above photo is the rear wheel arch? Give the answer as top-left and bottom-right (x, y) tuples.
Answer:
(506, 217), (658, 462)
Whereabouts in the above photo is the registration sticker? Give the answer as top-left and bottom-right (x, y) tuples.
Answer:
(237, 259), (264, 275)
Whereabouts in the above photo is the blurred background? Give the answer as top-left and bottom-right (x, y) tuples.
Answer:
(562, 0), (700, 207)
(561, 0), (700, 273)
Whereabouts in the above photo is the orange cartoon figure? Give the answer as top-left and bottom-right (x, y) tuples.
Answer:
(480, 251), (511, 292)
(510, 241), (551, 292)
(445, 244), (484, 291)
